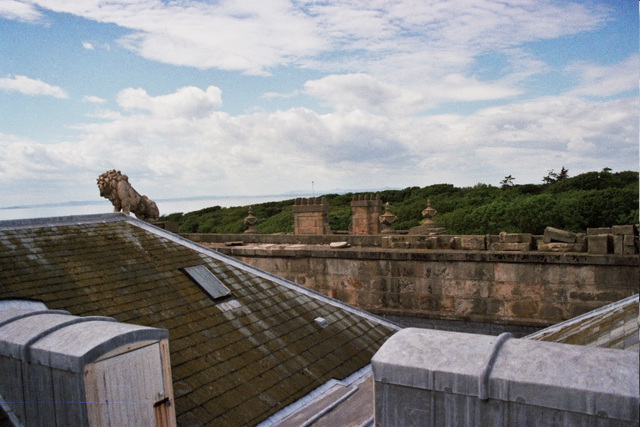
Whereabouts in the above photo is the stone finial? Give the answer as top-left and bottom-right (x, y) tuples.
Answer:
(96, 169), (159, 221)
(421, 199), (437, 223)
(244, 206), (258, 234)
(379, 202), (398, 234)
(408, 199), (446, 235)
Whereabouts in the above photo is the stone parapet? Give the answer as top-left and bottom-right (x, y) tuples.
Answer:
(214, 244), (639, 328)
(185, 225), (639, 254)
(372, 329), (639, 427)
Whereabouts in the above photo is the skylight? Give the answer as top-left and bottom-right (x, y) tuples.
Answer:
(183, 265), (232, 300)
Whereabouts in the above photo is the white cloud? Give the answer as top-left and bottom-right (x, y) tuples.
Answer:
(0, 0), (43, 23)
(20, 0), (610, 78)
(1, 84), (636, 204)
(82, 40), (110, 50)
(262, 90), (300, 100)
(116, 86), (222, 118)
(304, 73), (424, 115)
(303, 72), (521, 115)
(83, 95), (107, 104)
(25, 0), (324, 75)
(0, 74), (68, 98)
(567, 54), (639, 97)
(0, 1), (634, 205)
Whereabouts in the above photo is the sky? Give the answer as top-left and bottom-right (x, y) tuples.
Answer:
(0, 0), (638, 210)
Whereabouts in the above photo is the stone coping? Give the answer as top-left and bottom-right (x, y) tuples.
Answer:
(208, 243), (638, 266)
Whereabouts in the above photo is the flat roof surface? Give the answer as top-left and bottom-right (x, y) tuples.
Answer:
(0, 213), (399, 425)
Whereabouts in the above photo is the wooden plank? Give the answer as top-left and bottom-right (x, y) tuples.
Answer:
(159, 338), (177, 427)
(0, 356), (26, 424)
(23, 364), (55, 426)
(51, 369), (86, 426)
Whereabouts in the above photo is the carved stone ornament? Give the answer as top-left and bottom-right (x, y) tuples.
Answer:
(408, 199), (446, 235)
(379, 202), (398, 234)
(97, 170), (159, 221)
(244, 207), (259, 234)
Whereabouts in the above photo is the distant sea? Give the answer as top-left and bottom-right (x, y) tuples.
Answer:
(0, 195), (298, 221)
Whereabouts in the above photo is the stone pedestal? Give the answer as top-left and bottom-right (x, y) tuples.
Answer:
(351, 195), (382, 235)
(293, 197), (331, 235)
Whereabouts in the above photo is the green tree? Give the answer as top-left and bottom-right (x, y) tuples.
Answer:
(500, 175), (515, 189)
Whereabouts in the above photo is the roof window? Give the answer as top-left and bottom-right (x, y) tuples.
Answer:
(183, 265), (232, 300)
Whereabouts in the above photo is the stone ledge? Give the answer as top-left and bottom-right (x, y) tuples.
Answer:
(213, 245), (639, 266)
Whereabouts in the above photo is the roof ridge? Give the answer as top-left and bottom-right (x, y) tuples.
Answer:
(0, 213), (128, 230)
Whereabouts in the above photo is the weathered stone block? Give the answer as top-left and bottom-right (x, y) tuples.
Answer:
(483, 298), (504, 316)
(435, 236), (456, 249)
(537, 242), (585, 253)
(507, 300), (539, 319)
(489, 242), (531, 252)
(450, 237), (462, 250)
(442, 280), (481, 298)
(453, 298), (476, 316)
(489, 282), (544, 301)
(288, 258), (310, 273)
(460, 235), (486, 250)
(543, 227), (576, 243)
(587, 227), (611, 236)
(622, 235), (638, 254)
(399, 292), (418, 310)
(613, 235), (624, 255)
(494, 264), (519, 282)
(612, 225), (637, 235)
(499, 232), (533, 244)
(587, 235), (611, 254)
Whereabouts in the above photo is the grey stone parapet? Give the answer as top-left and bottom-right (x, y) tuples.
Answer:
(207, 242), (637, 329)
(199, 241), (638, 267)
(372, 328), (639, 426)
(184, 226), (639, 254)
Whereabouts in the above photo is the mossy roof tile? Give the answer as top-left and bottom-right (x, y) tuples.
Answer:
(0, 214), (399, 425)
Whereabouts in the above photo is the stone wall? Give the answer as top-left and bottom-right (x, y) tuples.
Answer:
(212, 245), (639, 328)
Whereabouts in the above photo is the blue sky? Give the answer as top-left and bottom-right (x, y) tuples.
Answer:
(0, 0), (637, 210)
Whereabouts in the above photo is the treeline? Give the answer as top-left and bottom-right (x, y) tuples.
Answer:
(161, 169), (638, 235)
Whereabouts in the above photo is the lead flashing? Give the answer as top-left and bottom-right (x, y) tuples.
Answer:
(0, 309), (168, 372)
(0, 212), (128, 230)
(372, 328), (639, 421)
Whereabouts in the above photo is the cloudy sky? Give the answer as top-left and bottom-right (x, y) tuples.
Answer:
(1, 0), (638, 210)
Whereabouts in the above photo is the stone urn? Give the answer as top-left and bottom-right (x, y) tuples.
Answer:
(379, 202), (397, 234)
(244, 207), (259, 234)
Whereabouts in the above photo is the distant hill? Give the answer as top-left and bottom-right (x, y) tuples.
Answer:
(160, 169), (639, 235)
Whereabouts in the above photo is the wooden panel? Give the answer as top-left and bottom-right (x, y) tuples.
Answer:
(23, 364), (56, 426)
(84, 343), (165, 427)
(0, 356), (25, 424)
(51, 369), (86, 426)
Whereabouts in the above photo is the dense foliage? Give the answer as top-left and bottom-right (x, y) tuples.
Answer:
(160, 170), (638, 235)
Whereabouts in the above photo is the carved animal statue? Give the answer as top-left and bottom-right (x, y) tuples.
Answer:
(97, 170), (159, 221)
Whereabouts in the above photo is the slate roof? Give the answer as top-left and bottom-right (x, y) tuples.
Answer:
(526, 294), (639, 352)
(0, 214), (399, 426)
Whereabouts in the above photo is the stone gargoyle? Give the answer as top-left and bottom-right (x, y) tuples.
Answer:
(97, 169), (159, 221)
